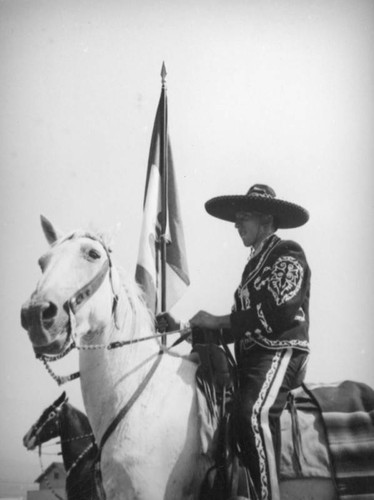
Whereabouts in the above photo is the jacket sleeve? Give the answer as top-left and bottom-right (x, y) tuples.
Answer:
(230, 241), (310, 340)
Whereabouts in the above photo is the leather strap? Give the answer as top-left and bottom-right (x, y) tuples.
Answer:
(93, 352), (163, 499)
(108, 328), (192, 350)
(99, 352), (162, 454)
(68, 260), (110, 314)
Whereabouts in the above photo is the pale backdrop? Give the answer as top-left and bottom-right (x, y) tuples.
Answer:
(1, 0), (373, 497)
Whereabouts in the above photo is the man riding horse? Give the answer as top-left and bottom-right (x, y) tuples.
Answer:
(159, 183), (311, 500)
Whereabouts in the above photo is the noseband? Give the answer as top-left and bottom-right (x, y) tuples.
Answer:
(31, 399), (64, 443)
(65, 235), (120, 340)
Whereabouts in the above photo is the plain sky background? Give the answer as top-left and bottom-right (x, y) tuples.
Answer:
(1, 0), (373, 497)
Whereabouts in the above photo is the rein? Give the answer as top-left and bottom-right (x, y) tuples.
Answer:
(99, 353), (162, 452)
(64, 442), (96, 480)
(38, 441), (97, 500)
(36, 397), (97, 493)
(38, 446), (65, 500)
(38, 327), (189, 386)
(93, 352), (163, 499)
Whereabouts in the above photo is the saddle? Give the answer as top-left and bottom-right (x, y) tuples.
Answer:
(191, 329), (329, 500)
(192, 328), (255, 500)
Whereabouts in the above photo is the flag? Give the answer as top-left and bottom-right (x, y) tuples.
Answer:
(135, 79), (190, 315)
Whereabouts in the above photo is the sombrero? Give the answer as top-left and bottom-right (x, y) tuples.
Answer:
(205, 184), (309, 229)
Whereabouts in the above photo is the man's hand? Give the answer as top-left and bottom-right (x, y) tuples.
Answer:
(156, 312), (180, 332)
(190, 311), (231, 330)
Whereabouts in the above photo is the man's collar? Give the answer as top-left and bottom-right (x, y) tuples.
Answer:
(249, 233), (278, 260)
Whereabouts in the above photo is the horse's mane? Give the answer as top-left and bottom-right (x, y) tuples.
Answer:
(62, 400), (94, 436)
(116, 266), (155, 340)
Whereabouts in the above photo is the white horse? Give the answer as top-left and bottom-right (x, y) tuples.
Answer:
(21, 217), (337, 500)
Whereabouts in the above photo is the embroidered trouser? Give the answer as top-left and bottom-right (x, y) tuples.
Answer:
(233, 346), (308, 500)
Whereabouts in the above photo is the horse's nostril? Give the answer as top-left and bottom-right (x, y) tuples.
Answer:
(42, 302), (58, 320)
(21, 307), (29, 329)
(21, 299), (60, 333)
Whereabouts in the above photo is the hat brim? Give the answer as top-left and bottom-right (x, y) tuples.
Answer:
(205, 195), (309, 229)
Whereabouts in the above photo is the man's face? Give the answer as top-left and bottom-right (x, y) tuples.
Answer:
(234, 211), (263, 247)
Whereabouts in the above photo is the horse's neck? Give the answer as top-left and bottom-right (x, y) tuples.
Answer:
(59, 405), (93, 471)
(79, 288), (159, 443)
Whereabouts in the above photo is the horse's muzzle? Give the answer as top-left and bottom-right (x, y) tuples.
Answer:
(21, 293), (68, 347)
(23, 428), (37, 450)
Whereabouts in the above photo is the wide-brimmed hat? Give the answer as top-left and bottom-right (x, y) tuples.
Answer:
(205, 184), (309, 229)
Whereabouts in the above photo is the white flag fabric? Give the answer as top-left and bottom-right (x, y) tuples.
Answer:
(135, 90), (189, 314)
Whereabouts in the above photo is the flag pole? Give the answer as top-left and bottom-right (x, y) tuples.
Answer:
(135, 64), (189, 323)
(160, 62), (168, 345)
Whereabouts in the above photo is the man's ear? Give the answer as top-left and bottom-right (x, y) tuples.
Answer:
(261, 214), (274, 225)
(40, 215), (64, 245)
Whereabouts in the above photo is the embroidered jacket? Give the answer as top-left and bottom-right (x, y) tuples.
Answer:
(225, 234), (310, 359)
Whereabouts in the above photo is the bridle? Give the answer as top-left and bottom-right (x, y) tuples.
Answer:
(36, 235), (118, 350)
(35, 233), (188, 385)
(31, 399), (65, 444)
(35, 234), (121, 384)
(35, 397), (96, 500)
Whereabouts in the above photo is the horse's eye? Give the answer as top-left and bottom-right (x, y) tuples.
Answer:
(88, 249), (101, 260)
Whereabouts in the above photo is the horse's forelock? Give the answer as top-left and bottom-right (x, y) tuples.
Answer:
(60, 230), (104, 244)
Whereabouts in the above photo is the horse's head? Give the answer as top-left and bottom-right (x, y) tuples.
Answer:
(23, 391), (67, 450)
(21, 216), (120, 356)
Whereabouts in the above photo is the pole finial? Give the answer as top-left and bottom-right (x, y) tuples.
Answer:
(161, 62), (167, 88)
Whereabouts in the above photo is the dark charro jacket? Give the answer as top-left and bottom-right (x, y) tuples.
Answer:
(221, 234), (311, 364)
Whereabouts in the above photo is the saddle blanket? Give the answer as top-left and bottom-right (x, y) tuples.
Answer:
(196, 377), (332, 479)
(280, 387), (331, 479)
(193, 346), (374, 498)
(197, 377), (374, 500)
(304, 380), (374, 500)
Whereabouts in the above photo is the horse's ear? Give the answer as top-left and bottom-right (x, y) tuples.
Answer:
(54, 391), (67, 406)
(40, 215), (64, 245)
